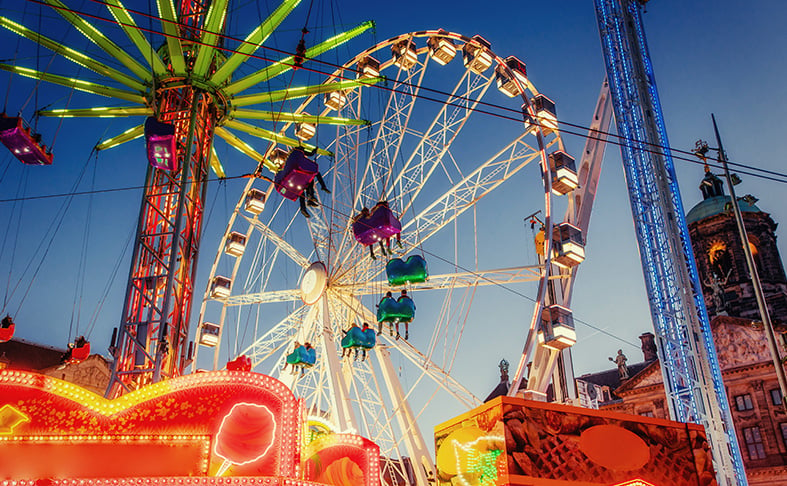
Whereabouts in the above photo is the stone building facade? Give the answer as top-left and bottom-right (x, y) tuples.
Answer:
(578, 170), (787, 485)
(0, 338), (110, 395)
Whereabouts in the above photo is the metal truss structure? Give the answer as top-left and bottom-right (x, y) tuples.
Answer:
(0, 0), (377, 397)
(594, 0), (746, 483)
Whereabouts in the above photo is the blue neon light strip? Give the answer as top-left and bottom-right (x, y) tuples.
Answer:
(594, 0), (747, 483)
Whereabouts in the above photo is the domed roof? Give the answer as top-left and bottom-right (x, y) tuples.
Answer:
(686, 195), (761, 225)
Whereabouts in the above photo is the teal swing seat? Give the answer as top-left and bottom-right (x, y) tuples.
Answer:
(385, 255), (428, 286)
(377, 295), (416, 323)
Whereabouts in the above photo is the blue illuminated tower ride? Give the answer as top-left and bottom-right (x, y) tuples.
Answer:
(594, 0), (746, 484)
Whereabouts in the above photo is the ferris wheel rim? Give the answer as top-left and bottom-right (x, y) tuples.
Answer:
(197, 28), (568, 477)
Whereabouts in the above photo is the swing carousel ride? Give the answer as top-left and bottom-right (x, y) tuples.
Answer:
(0, 0), (584, 483)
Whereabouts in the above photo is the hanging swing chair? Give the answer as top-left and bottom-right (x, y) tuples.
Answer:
(385, 254), (428, 286)
(352, 201), (402, 246)
(274, 148), (319, 201)
(377, 292), (416, 324)
(341, 324), (366, 350)
(286, 343), (317, 368)
(0, 315), (15, 343)
(0, 114), (53, 165)
(62, 336), (90, 365)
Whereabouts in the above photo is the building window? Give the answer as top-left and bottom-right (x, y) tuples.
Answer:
(735, 394), (754, 411)
(771, 388), (783, 406)
(640, 410), (654, 417)
(781, 423), (787, 448)
(742, 427), (766, 460)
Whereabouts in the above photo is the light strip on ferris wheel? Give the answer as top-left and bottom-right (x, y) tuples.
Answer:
(210, 145), (226, 178)
(95, 125), (144, 151)
(223, 120), (332, 157)
(40, 107), (153, 118)
(213, 126), (270, 168)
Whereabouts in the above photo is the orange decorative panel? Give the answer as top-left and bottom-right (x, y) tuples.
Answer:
(434, 396), (716, 486)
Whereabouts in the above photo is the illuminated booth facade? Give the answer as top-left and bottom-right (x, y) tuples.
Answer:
(0, 371), (380, 486)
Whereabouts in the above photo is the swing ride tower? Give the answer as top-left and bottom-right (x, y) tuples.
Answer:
(110, 6), (218, 394)
(0, 0), (377, 397)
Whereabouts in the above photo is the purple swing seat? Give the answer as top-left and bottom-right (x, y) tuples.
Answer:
(274, 149), (319, 201)
(0, 114), (53, 166)
(352, 203), (402, 246)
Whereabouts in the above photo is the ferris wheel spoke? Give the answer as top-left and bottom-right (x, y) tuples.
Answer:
(225, 288), (301, 306)
(223, 120), (331, 156)
(390, 70), (495, 217)
(336, 293), (480, 409)
(238, 304), (310, 367)
(331, 265), (546, 297)
(156, 0), (185, 73)
(210, 0), (301, 85)
(401, 133), (541, 251)
(223, 21), (375, 96)
(353, 59), (426, 212)
(39, 107), (153, 118)
(191, 0), (230, 77)
(246, 217), (311, 268)
(95, 125), (144, 151)
(346, 361), (400, 447)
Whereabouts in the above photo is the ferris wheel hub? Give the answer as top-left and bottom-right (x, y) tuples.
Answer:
(300, 262), (328, 305)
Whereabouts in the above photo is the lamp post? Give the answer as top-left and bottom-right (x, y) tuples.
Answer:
(696, 114), (787, 413)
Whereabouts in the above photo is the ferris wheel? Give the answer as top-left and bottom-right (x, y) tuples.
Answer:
(194, 30), (576, 483)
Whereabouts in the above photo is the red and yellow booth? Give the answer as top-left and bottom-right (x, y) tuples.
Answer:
(0, 370), (379, 486)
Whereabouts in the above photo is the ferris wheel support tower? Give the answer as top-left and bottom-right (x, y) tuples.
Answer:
(594, 0), (746, 484)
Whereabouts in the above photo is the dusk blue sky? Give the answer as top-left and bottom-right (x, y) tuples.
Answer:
(1, 0), (785, 426)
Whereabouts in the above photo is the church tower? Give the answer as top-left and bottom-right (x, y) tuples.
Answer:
(686, 167), (787, 322)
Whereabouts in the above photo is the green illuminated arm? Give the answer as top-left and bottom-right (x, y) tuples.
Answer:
(230, 109), (369, 126)
(210, 146), (226, 178)
(39, 107), (152, 118)
(156, 0), (185, 74)
(224, 119), (332, 156)
(214, 126), (271, 169)
(210, 0), (301, 85)
(104, 0), (168, 76)
(224, 21), (375, 96)
(232, 76), (381, 107)
(95, 125), (144, 151)
(0, 16), (145, 91)
(0, 64), (146, 104)
(192, 0), (230, 77)
(43, 0), (151, 82)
